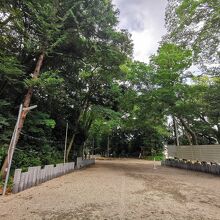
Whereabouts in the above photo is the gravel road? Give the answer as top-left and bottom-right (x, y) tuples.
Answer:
(0, 159), (220, 220)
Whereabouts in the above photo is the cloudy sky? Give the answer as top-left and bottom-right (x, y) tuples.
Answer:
(113, 0), (167, 63)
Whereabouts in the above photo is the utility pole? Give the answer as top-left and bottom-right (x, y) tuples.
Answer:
(1, 52), (44, 178)
(64, 122), (68, 164)
(2, 104), (37, 196)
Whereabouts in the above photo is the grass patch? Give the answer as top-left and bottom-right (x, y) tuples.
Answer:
(0, 174), (14, 194)
(145, 155), (164, 161)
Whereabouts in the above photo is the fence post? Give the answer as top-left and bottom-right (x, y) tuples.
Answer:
(12, 169), (22, 194)
(27, 167), (34, 188)
(23, 172), (29, 190)
(35, 166), (41, 185)
(18, 172), (26, 192)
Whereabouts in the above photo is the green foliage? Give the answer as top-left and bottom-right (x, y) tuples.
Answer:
(145, 154), (164, 161)
(0, 100), (15, 155)
(149, 43), (192, 115)
(0, 0), (219, 170)
(0, 0), (133, 168)
(0, 175), (13, 190)
(165, 0), (220, 67)
(0, 50), (23, 78)
(24, 71), (64, 92)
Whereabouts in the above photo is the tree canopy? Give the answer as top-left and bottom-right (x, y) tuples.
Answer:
(0, 0), (219, 172)
(165, 0), (220, 71)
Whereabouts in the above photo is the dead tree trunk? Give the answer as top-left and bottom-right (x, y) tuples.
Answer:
(1, 52), (45, 177)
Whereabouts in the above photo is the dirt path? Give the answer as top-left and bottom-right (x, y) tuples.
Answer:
(0, 159), (220, 220)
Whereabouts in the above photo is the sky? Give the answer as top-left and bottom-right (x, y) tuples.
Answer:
(113, 0), (168, 63)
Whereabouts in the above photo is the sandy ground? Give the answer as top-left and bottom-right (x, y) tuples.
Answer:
(0, 159), (220, 220)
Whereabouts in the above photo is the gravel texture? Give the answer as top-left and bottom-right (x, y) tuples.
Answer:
(0, 159), (220, 220)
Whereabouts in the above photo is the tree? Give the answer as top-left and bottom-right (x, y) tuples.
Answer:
(115, 61), (169, 154)
(50, 0), (132, 160)
(0, 0), (64, 176)
(88, 106), (122, 156)
(149, 43), (200, 144)
(164, 1), (220, 144)
(165, 0), (220, 69)
(0, 0), (133, 173)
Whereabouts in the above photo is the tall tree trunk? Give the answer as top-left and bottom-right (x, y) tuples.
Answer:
(181, 124), (192, 145)
(173, 116), (180, 146)
(65, 102), (91, 161)
(213, 129), (220, 144)
(199, 115), (220, 144)
(184, 129), (193, 145)
(211, 124), (220, 144)
(179, 117), (198, 145)
(1, 52), (45, 177)
(66, 133), (76, 162)
(92, 138), (95, 156)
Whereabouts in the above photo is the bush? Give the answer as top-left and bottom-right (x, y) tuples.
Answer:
(0, 174), (13, 193)
(145, 154), (164, 161)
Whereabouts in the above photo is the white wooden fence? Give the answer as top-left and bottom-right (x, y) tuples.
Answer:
(12, 158), (95, 193)
(163, 145), (220, 175)
(166, 145), (220, 163)
(77, 157), (95, 169)
(162, 159), (220, 175)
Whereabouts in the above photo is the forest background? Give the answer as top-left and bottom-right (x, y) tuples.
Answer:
(0, 0), (219, 173)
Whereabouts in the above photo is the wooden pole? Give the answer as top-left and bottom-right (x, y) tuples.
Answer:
(3, 104), (23, 196)
(107, 135), (110, 157)
(1, 52), (45, 177)
(64, 122), (68, 164)
(153, 158), (157, 170)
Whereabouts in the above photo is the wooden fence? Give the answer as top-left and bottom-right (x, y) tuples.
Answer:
(12, 158), (95, 194)
(77, 157), (95, 169)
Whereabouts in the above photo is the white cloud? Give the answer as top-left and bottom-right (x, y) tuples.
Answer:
(131, 29), (154, 63)
(113, 0), (167, 63)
